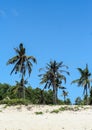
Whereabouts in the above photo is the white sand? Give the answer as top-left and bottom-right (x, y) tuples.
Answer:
(0, 105), (92, 130)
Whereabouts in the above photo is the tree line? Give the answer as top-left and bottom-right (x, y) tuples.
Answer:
(0, 83), (71, 105)
(1, 43), (92, 105)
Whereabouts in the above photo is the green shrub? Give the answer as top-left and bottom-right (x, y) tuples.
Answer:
(0, 99), (31, 106)
(59, 106), (68, 111)
(50, 109), (59, 113)
(35, 111), (43, 115)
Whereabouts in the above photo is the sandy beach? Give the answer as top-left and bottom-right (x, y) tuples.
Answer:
(0, 105), (92, 130)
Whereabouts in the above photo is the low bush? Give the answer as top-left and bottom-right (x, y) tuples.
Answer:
(50, 109), (59, 113)
(35, 111), (43, 115)
(0, 98), (31, 106)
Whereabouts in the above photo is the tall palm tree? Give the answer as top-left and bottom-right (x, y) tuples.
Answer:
(7, 43), (37, 99)
(39, 60), (69, 104)
(71, 64), (92, 104)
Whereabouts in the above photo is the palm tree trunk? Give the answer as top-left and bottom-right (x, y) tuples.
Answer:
(21, 75), (25, 99)
(53, 84), (57, 105)
(56, 87), (58, 104)
(64, 95), (65, 103)
(86, 87), (88, 105)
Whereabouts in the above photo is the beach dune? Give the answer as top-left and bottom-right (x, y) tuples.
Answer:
(0, 105), (92, 130)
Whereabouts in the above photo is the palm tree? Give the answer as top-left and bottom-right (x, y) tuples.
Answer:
(39, 60), (69, 104)
(7, 43), (37, 99)
(71, 64), (92, 105)
(62, 90), (68, 103)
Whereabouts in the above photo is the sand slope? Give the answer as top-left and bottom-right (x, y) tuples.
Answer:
(0, 105), (92, 130)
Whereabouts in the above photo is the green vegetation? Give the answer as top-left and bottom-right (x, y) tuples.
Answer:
(51, 105), (89, 113)
(50, 109), (59, 113)
(0, 43), (92, 105)
(39, 60), (69, 104)
(50, 106), (81, 114)
(7, 43), (37, 99)
(35, 111), (43, 115)
(72, 64), (92, 105)
(0, 98), (30, 106)
(0, 83), (69, 105)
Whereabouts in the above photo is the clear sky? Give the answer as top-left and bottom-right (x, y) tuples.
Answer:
(0, 0), (92, 103)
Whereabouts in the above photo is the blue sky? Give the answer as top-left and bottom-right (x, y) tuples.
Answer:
(0, 0), (92, 103)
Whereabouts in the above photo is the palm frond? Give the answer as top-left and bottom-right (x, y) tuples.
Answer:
(59, 70), (70, 75)
(39, 68), (44, 72)
(27, 56), (37, 64)
(77, 68), (84, 75)
(71, 79), (80, 84)
(59, 86), (66, 89)
(14, 48), (20, 55)
(7, 56), (19, 65)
